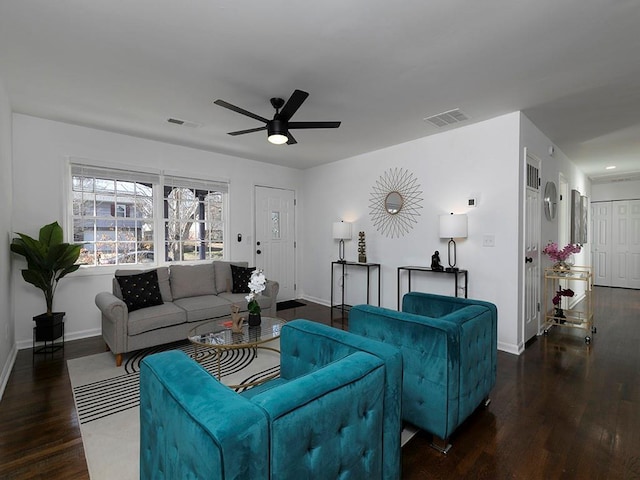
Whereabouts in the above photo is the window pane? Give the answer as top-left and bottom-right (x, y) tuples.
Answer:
(70, 167), (156, 267)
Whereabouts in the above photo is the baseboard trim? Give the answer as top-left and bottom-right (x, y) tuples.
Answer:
(498, 341), (523, 355)
(16, 327), (102, 350)
(0, 343), (18, 402)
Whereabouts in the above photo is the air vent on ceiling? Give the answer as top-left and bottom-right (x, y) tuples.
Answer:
(424, 108), (469, 128)
(167, 118), (201, 128)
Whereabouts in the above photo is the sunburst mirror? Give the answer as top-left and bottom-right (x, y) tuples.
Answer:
(369, 168), (423, 238)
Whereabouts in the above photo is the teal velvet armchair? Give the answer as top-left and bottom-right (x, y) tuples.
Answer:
(349, 292), (497, 453)
(140, 319), (403, 480)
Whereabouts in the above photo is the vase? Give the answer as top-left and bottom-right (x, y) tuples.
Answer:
(248, 312), (261, 327)
(553, 261), (571, 272)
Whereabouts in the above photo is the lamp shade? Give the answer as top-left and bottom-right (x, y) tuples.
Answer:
(439, 213), (468, 239)
(332, 221), (352, 240)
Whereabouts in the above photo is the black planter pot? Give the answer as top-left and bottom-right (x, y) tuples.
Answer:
(248, 312), (262, 327)
(34, 312), (65, 342)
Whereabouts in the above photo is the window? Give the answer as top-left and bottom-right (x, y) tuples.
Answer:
(163, 176), (226, 262)
(70, 164), (227, 267)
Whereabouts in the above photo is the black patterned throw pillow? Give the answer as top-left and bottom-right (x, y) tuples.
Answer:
(230, 264), (254, 294)
(116, 269), (164, 312)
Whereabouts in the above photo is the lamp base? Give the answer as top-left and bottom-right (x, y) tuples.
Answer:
(445, 267), (459, 273)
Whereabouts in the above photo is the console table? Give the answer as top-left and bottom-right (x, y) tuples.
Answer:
(397, 265), (468, 309)
(331, 261), (381, 328)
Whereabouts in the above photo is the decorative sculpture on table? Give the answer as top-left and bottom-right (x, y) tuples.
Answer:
(230, 304), (244, 333)
(358, 231), (367, 263)
(431, 251), (444, 271)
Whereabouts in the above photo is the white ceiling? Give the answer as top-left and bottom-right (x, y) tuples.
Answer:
(1, 1), (639, 180)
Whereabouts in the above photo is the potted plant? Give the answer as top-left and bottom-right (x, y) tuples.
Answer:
(10, 221), (82, 341)
(245, 269), (266, 326)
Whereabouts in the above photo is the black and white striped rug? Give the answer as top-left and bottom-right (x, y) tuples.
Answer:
(70, 340), (280, 425)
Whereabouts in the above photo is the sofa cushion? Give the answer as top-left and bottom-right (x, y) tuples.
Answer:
(116, 270), (164, 313)
(230, 264), (254, 293)
(169, 264), (216, 300)
(128, 302), (187, 335)
(173, 295), (236, 322)
(114, 267), (172, 303)
(213, 261), (248, 294)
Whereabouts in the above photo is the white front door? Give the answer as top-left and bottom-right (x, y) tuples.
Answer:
(254, 186), (296, 301)
(524, 152), (541, 344)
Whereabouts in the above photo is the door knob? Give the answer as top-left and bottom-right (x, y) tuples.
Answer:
(525, 257), (533, 263)
(256, 249), (262, 254)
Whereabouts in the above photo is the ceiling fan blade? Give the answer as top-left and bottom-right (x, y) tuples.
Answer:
(279, 90), (309, 121)
(214, 99), (269, 123)
(286, 131), (298, 145)
(228, 126), (267, 136)
(288, 121), (341, 129)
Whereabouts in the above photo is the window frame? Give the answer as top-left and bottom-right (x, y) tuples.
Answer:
(68, 160), (229, 271)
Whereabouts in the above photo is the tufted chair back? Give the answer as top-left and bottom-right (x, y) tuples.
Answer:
(140, 320), (402, 480)
(349, 292), (497, 451)
(243, 320), (403, 480)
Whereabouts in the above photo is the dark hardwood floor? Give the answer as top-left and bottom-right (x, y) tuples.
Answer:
(1, 288), (639, 479)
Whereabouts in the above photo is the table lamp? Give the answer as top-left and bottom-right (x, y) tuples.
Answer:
(439, 213), (467, 272)
(332, 221), (352, 262)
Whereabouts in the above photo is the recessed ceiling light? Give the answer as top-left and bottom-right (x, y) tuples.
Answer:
(605, 165), (616, 170)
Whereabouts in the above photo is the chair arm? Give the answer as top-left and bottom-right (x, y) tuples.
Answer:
(140, 351), (268, 480)
(249, 352), (386, 480)
(278, 319), (402, 480)
(403, 291), (497, 322)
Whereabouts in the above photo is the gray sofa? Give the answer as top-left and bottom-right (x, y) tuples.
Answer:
(95, 261), (279, 366)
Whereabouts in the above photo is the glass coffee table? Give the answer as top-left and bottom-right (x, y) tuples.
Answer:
(188, 316), (286, 388)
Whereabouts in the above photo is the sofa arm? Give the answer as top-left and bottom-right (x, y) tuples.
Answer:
(140, 351), (269, 480)
(95, 291), (128, 357)
(249, 352), (386, 480)
(262, 279), (279, 315)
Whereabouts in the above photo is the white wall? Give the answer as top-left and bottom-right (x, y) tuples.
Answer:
(591, 179), (640, 202)
(300, 113), (523, 353)
(0, 75), (16, 399)
(11, 114), (303, 347)
(520, 114), (591, 338)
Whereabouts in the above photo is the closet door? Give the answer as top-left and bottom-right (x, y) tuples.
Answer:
(591, 202), (612, 286)
(611, 200), (640, 289)
(628, 200), (640, 289)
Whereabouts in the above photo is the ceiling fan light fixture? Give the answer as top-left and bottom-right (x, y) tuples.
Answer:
(267, 119), (288, 145)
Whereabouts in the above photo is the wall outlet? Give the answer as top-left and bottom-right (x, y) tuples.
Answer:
(483, 234), (495, 247)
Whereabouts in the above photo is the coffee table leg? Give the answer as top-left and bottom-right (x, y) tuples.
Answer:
(216, 349), (222, 380)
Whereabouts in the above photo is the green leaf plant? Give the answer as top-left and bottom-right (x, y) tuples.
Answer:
(10, 221), (82, 316)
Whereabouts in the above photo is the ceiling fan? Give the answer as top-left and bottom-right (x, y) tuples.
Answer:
(214, 89), (341, 145)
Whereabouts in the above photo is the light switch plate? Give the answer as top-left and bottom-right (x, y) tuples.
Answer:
(483, 235), (495, 247)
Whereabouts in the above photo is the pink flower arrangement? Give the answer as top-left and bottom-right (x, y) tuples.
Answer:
(552, 287), (574, 306)
(542, 242), (581, 262)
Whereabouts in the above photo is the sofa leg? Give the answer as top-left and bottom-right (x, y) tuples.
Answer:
(430, 436), (452, 454)
(115, 353), (123, 367)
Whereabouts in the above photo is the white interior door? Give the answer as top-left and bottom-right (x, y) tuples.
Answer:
(612, 200), (640, 289)
(524, 152), (541, 344)
(254, 186), (296, 301)
(591, 201), (612, 286)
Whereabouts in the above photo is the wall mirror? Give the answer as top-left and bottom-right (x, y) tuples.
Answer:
(385, 191), (403, 214)
(369, 167), (423, 238)
(543, 181), (557, 221)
